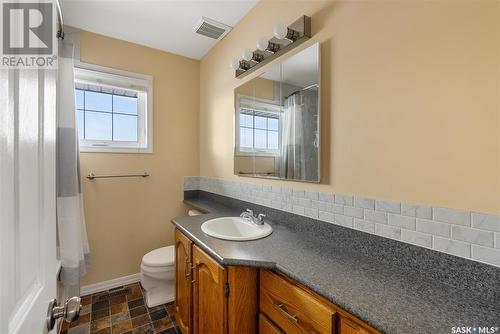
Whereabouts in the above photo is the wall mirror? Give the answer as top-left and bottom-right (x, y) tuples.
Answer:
(234, 42), (320, 182)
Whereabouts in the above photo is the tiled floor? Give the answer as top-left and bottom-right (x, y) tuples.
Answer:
(60, 282), (180, 334)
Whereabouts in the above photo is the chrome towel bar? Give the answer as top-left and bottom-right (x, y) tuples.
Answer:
(86, 172), (150, 180)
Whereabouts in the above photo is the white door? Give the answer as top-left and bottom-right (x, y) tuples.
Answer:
(0, 67), (58, 333)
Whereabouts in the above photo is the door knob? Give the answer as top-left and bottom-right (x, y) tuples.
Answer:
(46, 296), (81, 330)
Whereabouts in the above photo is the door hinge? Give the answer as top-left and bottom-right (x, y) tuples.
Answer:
(224, 282), (230, 298)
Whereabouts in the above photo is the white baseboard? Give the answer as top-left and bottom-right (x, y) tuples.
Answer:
(80, 272), (141, 296)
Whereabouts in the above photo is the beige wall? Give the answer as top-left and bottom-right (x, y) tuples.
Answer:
(79, 31), (200, 285)
(200, 0), (500, 214)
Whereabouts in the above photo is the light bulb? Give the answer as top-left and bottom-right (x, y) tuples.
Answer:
(273, 23), (287, 40)
(229, 58), (240, 70)
(242, 48), (253, 61)
(256, 37), (269, 52)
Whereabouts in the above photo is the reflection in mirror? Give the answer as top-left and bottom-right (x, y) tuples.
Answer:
(234, 42), (320, 183)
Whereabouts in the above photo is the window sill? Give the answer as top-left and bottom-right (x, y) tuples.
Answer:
(80, 146), (153, 154)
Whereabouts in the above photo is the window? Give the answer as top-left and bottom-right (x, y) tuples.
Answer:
(236, 96), (281, 156)
(74, 64), (153, 153)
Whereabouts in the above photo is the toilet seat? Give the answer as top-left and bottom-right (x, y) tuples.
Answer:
(142, 246), (175, 267)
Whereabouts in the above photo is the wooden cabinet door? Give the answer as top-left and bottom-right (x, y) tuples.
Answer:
(340, 316), (375, 334)
(175, 229), (193, 334)
(192, 245), (227, 334)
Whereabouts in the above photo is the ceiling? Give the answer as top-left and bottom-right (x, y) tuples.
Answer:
(60, 0), (258, 60)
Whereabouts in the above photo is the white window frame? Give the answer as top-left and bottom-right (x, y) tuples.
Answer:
(74, 62), (153, 153)
(235, 94), (281, 157)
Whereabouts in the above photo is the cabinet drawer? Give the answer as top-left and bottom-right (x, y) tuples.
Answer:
(259, 313), (284, 334)
(260, 270), (336, 334)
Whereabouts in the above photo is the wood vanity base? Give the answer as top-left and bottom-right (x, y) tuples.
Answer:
(174, 228), (379, 334)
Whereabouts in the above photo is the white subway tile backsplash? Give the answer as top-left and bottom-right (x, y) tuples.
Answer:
(416, 219), (450, 237)
(184, 176), (500, 267)
(471, 213), (500, 232)
(354, 197), (375, 209)
(401, 203), (432, 219)
(312, 201), (344, 214)
(304, 207), (319, 219)
(292, 188), (305, 198)
(293, 197), (312, 208)
(364, 210), (387, 224)
(334, 194), (353, 206)
(344, 206), (364, 218)
(334, 214), (354, 228)
(375, 199), (401, 214)
(375, 224), (401, 240)
(388, 214), (416, 230)
(318, 191), (334, 203)
(401, 230), (432, 248)
(292, 205), (305, 216)
(354, 219), (375, 233)
(471, 245), (500, 266)
(451, 226), (494, 247)
(433, 237), (471, 258)
(434, 207), (470, 226)
(319, 211), (335, 224)
(304, 190), (319, 200)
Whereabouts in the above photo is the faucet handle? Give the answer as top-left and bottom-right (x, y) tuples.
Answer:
(257, 213), (266, 222)
(245, 208), (254, 216)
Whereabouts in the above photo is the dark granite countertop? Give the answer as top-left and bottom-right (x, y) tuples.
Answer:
(172, 194), (500, 334)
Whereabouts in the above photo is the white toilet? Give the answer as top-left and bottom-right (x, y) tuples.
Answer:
(140, 245), (175, 307)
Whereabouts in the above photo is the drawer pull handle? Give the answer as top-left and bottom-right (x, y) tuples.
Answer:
(274, 303), (298, 323)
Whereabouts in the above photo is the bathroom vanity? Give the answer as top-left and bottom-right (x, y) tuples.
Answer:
(174, 228), (379, 334)
(172, 192), (499, 334)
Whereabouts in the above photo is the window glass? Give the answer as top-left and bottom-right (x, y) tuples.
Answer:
(113, 114), (138, 141)
(75, 89), (84, 109)
(113, 95), (138, 115)
(84, 91), (112, 112)
(85, 111), (112, 140)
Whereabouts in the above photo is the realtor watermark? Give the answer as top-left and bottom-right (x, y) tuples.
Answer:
(451, 326), (499, 333)
(0, 0), (57, 69)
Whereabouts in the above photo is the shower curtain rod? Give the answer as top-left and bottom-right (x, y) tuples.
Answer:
(286, 83), (319, 98)
(55, 0), (64, 39)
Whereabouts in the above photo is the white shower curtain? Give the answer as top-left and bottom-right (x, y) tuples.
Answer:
(280, 93), (306, 180)
(57, 41), (90, 296)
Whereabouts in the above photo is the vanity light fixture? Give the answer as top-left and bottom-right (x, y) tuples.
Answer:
(274, 23), (300, 41)
(230, 15), (311, 78)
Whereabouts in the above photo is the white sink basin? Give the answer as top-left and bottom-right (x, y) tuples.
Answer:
(201, 217), (272, 241)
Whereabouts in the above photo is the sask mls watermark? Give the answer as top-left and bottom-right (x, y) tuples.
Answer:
(1, 0), (57, 69)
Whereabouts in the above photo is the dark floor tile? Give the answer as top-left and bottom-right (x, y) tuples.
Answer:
(69, 313), (90, 328)
(149, 309), (167, 322)
(81, 295), (92, 306)
(67, 323), (89, 334)
(129, 305), (147, 318)
(110, 295), (127, 305)
(156, 328), (177, 334)
(128, 298), (145, 309)
(111, 311), (130, 325)
(152, 317), (173, 332)
(92, 292), (109, 303)
(131, 314), (150, 328)
(91, 308), (110, 321)
(111, 302), (128, 315)
(165, 304), (176, 317)
(132, 324), (154, 334)
(90, 317), (110, 333)
(112, 319), (133, 334)
(92, 328), (111, 334)
(60, 330), (68, 334)
(93, 299), (110, 311)
(147, 305), (165, 313)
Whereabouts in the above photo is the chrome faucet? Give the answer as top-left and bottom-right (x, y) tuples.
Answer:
(240, 209), (266, 225)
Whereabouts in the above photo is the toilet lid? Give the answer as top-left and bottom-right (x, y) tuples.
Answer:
(142, 246), (175, 267)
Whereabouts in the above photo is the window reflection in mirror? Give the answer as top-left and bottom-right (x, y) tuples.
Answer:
(234, 42), (320, 183)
